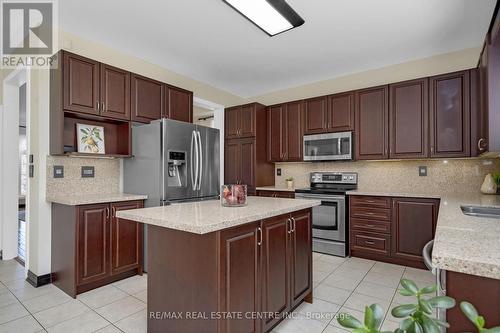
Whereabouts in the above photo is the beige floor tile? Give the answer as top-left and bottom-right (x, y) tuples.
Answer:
(132, 290), (147, 303)
(343, 292), (390, 313)
(0, 315), (43, 333)
(46, 310), (109, 333)
(370, 262), (405, 275)
(22, 289), (72, 313)
(11, 283), (58, 302)
(294, 298), (340, 324)
(0, 267), (26, 284)
(331, 266), (368, 279)
(340, 258), (375, 271)
(312, 270), (329, 284)
(381, 319), (400, 331)
(323, 325), (350, 333)
(273, 313), (328, 333)
(403, 267), (435, 285)
(354, 281), (396, 301)
(322, 274), (363, 291)
(0, 302), (30, 325)
(115, 309), (146, 333)
(95, 296), (146, 323)
(312, 252), (324, 261)
(363, 271), (402, 288)
(312, 261), (338, 274)
(314, 284), (351, 305)
(0, 292), (18, 308)
(316, 255), (347, 266)
(78, 285), (128, 309)
(95, 324), (122, 332)
(113, 276), (147, 295)
(33, 299), (89, 328)
(331, 306), (364, 329)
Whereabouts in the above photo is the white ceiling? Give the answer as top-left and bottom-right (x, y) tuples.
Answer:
(60, 0), (496, 98)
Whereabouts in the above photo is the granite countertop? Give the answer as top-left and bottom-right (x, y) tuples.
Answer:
(347, 190), (500, 280)
(116, 197), (321, 234)
(256, 186), (296, 192)
(47, 193), (148, 205)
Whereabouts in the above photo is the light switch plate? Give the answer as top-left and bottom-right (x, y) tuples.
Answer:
(53, 165), (64, 178)
(419, 166), (428, 177)
(81, 166), (95, 178)
(277, 168), (282, 176)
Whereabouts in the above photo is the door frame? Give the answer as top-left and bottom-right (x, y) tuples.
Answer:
(1, 66), (31, 265)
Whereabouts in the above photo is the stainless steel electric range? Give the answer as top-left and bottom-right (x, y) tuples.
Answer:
(295, 172), (358, 257)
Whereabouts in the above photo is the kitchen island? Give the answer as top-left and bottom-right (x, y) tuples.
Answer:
(116, 197), (321, 333)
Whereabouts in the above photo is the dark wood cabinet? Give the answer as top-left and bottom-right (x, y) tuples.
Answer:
(267, 101), (303, 162)
(267, 104), (285, 162)
(289, 210), (312, 306)
(224, 103), (263, 139)
(328, 92), (355, 132)
(110, 201), (143, 275)
(430, 71), (470, 158)
(131, 74), (164, 123)
(241, 104), (257, 138)
(389, 79), (429, 159)
(77, 204), (110, 286)
(219, 222), (261, 333)
(304, 96), (328, 134)
(256, 190), (295, 199)
(355, 86), (389, 160)
(285, 101), (303, 161)
(63, 52), (100, 116)
(225, 106), (241, 139)
(51, 200), (144, 297)
(164, 85), (193, 123)
(100, 64), (131, 121)
(349, 195), (439, 269)
(240, 139), (256, 192)
(224, 138), (255, 192)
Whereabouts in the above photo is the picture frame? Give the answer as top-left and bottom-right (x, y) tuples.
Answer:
(76, 123), (106, 154)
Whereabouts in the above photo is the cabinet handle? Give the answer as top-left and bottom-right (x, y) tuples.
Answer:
(287, 218), (292, 234)
(365, 212), (375, 215)
(97, 101), (100, 110)
(478, 138), (487, 151)
(106, 207), (110, 219)
(366, 200), (375, 203)
(112, 207), (116, 218)
(430, 146), (434, 154)
(291, 217), (296, 232)
(365, 241), (376, 245)
(102, 102), (105, 111)
(257, 227), (262, 246)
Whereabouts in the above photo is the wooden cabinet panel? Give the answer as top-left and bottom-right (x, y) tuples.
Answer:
(224, 138), (255, 191)
(268, 104), (285, 162)
(164, 85), (193, 123)
(256, 190), (295, 199)
(225, 104), (258, 139)
(224, 140), (241, 185)
(350, 206), (391, 221)
(328, 92), (354, 132)
(240, 139), (256, 192)
(77, 204), (110, 286)
(261, 215), (290, 331)
(131, 74), (163, 123)
(290, 210), (312, 306)
(286, 101), (303, 161)
(240, 104), (256, 138)
(219, 222), (261, 333)
(350, 196), (391, 209)
(100, 64), (130, 121)
(355, 86), (389, 160)
(304, 96), (328, 134)
(110, 201), (143, 275)
(63, 52), (100, 115)
(350, 218), (391, 234)
(391, 198), (439, 263)
(389, 79), (429, 159)
(225, 107), (241, 139)
(430, 71), (470, 157)
(351, 231), (390, 256)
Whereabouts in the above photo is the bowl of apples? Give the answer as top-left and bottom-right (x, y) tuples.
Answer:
(221, 184), (247, 207)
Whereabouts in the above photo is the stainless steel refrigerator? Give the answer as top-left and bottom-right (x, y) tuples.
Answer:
(124, 118), (220, 270)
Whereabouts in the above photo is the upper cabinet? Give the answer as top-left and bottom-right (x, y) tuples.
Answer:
(355, 86), (389, 160)
(429, 71), (470, 158)
(389, 78), (429, 159)
(328, 92), (355, 132)
(164, 85), (193, 123)
(304, 96), (328, 134)
(224, 103), (263, 139)
(100, 64), (131, 121)
(267, 101), (303, 162)
(131, 74), (163, 123)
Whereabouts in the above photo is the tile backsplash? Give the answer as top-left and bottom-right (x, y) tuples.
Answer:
(46, 156), (120, 198)
(275, 158), (500, 194)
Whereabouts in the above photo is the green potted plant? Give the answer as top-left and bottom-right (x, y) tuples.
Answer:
(493, 172), (500, 194)
(285, 177), (294, 190)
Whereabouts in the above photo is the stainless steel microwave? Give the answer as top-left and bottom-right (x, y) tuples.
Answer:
(303, 131), (353, 161)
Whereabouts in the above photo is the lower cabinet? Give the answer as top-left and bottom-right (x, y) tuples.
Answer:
(349, 195), (439, 268)
(256, 190), (295, 198)
(52, 200), (144, 297)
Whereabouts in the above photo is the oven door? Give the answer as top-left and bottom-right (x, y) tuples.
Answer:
(303, 132), (352, 161)
(295, 193), (345, 242)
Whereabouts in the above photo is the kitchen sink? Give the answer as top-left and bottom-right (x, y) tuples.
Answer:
(460, 205), (500, 219)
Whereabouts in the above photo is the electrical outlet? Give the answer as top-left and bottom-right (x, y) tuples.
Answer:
(419, 166), (428, 177)
(81, 166), (95, 178)
(277, 168), (282, 176)
(53, 165), (64, 178)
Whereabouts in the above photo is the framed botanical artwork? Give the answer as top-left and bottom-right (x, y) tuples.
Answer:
(77, 124), (106, 154)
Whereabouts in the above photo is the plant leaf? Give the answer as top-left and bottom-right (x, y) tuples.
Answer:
(432, 318), (450, 328)
(460, 301), (479, 324)
(400, 318), (413, 330)
(398, 289), (415, 296)
(476, 316), (486, 329)
(419, 285), (437, 294)
(391, 304), (418, 318)
(369, 304), (384, 330)
(364, 306), (375, 329)
(419, 298), (433, 314)
(410, 321), (424, 333)
(352, 328), (367, 333)
(421, 315), (440, 333)
(337, 313), (364, 329)
(488, 327), (500, 333)
(400, 279), (419, 295)
(429, 296), (456, 309)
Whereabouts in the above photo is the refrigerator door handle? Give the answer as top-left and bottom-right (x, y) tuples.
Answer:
(197, 130), (203, 190)
(194, 130), (200, 190)
(190, 130), (196, 191)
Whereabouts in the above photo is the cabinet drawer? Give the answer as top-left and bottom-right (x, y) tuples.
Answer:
(350, 207), (391, 221)
(351, 218), (391, 234)
(351, 231), (390, 255)
(257, 190), (295, 199)
(350, 196), (391, 208)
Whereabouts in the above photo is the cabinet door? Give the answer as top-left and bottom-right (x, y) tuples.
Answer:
(268, 105), (284, 162)
(100, 64), (130, 121)
(63, 52), (100, 115)
(219, 222), (261, 333)
(286, 101), (303, 161)
(165, 85), (193, 123)
(391, 198), (439, 263)
(225, 107), (241, 139)
(240, 138), (256, 192)
(290, 210), (312, 306)
(240, 104), (256, 138)
(328, 92), (354, 132)
(476, 48), (489, 155)
(261, 214), (290, 331)
(131, 74), (163, 123)
(77, 204), (110, 286)
(430, 71), (470, 157)
(304, 96), (328, 134)
(355, 86), (389, 160)
(389, 79), (429, 159)
(224, 140), (241, 185)
(110, 201), (143, 276)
